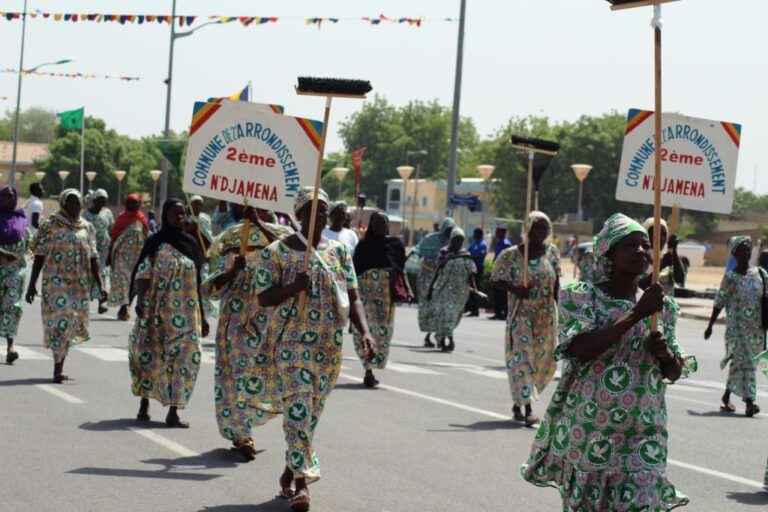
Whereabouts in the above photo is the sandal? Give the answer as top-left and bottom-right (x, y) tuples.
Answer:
(512, 405), (525, 422)
(746, 403), (760, 418)
(165, 417), (190, 429)
(136, 412), (151, 422)
(52, 374), (71, 384)
(98, 304), (108, 314)
(117, 310), (130, 321)
(720, 402), (736, 413)
(6, 350), (19, 364)
(525, 414), (541, 428)
(289, 489), (310, 511)
(232, 438), (256, 461)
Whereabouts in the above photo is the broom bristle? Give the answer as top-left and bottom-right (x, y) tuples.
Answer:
(510, 135), (560, 153)
(297, 77), (372, 96)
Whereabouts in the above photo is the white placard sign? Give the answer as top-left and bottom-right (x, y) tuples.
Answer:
(616, 109), (741, 214)
(183, 99), (322, 212)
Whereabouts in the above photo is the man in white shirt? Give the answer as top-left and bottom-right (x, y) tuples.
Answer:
(22, 182), (45, 236)
(322, 201), (359, 253)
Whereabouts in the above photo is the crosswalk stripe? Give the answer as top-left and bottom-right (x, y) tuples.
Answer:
(0, 345), (51, 361)
(385, 362), (444, 375)
(35, 384), (85, 404)
(76, 347), (129, 362)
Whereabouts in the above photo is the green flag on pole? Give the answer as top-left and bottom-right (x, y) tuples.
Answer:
(57, 108), (84, 130)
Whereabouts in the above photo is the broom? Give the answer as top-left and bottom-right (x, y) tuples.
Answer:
(295, 77), (372, 310)
(509, 135), (559, 288)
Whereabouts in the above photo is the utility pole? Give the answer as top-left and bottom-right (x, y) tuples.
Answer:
(446, 0), (467, 212)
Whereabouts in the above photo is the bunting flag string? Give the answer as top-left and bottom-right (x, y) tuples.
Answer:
(0, 11), (455, 28)
(1, 68), (142, 81)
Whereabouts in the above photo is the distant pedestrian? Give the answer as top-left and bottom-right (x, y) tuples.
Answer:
(639, 218), (686, 294)
(411, 217), (455, 347)
(189, 195), (213, 243)
(490, 224), (512, 320)
(26, 189), (105, 383)
(22, 182), (45, 236)
(352, 211), (408, 387)
(212, 200), (243, 232)
(425, 228), (476, 352)
(129, 198), (209, 427)
(522, 213), (695, 511)
(492, 211), (560, 426)
(82, 188), (114, 314)
(147, 211), (157, 233)
(108, 193), (149, 321)
(254, 187), (375, 510)
(0, 185), (29, 364)
(466, 227), (488, 317)
(188, 195), (216, 318)
(322, 201), (359, 253)
(704, 235), (765, 417)
(577, 249), (598, 283)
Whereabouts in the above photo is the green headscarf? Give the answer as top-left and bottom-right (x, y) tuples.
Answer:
(294, 186), (329, 216)
(728, 235), (751, 255)
(59, 188), (83, 208)
(593, 213), (647, 282)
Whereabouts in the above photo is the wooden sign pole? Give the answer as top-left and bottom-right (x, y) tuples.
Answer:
(650, 4), (663, 332)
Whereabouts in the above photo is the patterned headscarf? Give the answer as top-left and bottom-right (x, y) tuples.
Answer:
(440, 217), (456, 233)
(59, 189), (83, 208)
(91, 188), (108, 201)
(593, 213), (647, 282)
(293, 186), (329, 215)
(450, 227), (465, 240)
(728, 235), (751, 255)
(529, 210), (552, 236)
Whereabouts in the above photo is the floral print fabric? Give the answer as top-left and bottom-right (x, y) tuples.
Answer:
(422, 255), (475, 338)
(492, 244), (561, 406)
(713, 267), (768, 401)
(352, 269), (394, 369)
(128, 244), (202, 407)
(0, 237), (28, 337)
(82, 207), (114, 294)
(522, 281), (695, 511)
(108, 221), (146, 307)
(31, 216), (97, 362)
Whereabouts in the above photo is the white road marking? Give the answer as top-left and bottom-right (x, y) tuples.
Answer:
(682, 378), (768, 399)
(386, 362), (444, 376)
(456, 352), (504, 365)
(429, 361), (507, 379)
(667, 458), (765, 490)
(35, 384), (85, 404)
(338, 373), (765, 490)
(131, 428), (199, 458)
(76, 346), (128, 362)
(666, 393), (721, 408)
(201, 350), (216, 365)
(1, 345), (51, 360)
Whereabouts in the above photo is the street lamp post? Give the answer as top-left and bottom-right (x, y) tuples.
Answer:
(34, 171), (44, 181)
(57, 170), (70, 193)
(85, 171), (97, 191)
(114, 170), (126, 206)
(571, 164), (593, 221)
(149, 169), (162, 216)
(477, 164), (496, 233)
(395, 165), (414, 244)
(331, 167), (350, 200)
(405, 150), (428, 245)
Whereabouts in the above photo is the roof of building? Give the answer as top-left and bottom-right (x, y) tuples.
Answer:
(0, 141), (50, 165)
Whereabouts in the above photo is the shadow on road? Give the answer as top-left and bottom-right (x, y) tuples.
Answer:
(725, 491), (768, 505)
(441, 420), (524, 432)
(68, 466), (221, 481)
(686, 410), (756, 419)
(0, 377), (52, 386)
(79, 418), (169, 431)
(198, 498), (286, 511)
(143, 448), (261, 471)
(333, 383), (369, 391)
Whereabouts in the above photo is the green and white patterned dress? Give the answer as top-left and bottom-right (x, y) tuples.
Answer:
(713, 267), (768, 402)
(0, 235), (29, 338)
(522, 281), (696, 511)
(108, 221), (147, 307)
(82, 207), (113, 295)
(423, 253), (475, 339)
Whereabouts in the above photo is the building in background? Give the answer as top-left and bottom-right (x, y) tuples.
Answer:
(0, 141), (49, 182)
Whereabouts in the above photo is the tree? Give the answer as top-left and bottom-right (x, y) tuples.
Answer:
(0, 107), (57, 144)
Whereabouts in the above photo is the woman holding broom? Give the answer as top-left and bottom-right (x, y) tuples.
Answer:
(108, 193), (149, 321)
(254, 187), (375, 510)
(128, 198), (209, 427)
(522, 213), (695, 511)
(704, 235), (765, 417)
(492, 211), (560, 426)
(352, 210), (408, 387)
(208, 206), (291, 459)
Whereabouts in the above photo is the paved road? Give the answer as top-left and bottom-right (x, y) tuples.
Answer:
(1, 302), (767, 511)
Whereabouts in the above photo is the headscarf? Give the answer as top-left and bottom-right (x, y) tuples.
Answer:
(433, 226), (471, 276)
(53, 189), (85, 230)
(330, 200), (348, 214)
(413, 217), (456, 261)
(353, 211), (406, 276)
(528, 211), (552, 237)
(642, 217), (668, 233)
(190, 195), (203, 204)
(130, 198), (205, 301)
(111, 193), (149, 244)
(91, 188), (108, 202)
(294, 186), (330, 216)
(728, 235), (751, 255)
(593, 213), (647, 282)
(450, 227), (466, 240)
(59, 188), (83, 209)
(0, 185), (27, 246)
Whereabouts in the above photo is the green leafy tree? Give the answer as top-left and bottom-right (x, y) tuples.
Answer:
(0, 107), (57, 143)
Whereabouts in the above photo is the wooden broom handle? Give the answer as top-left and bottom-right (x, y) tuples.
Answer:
(522, 151), (534, 287)
(297, 96), (333, 311)
(650, 8), (663, 333)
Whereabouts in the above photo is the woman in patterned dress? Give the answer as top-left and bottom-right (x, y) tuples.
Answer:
(411, 217), (455, 347)
(704, 235), (765, 417)
(425, 228), (476, 352)
(254, 187), (375, 511)
(129, 198), (209, 428)
(82, 189), (114, 314)
(188, 195), (216, 318)
(522, 213), (695, 512)
(108, 193), (149, 321)
(208, 207), (291, 460)
(352, 210), (408, 387)
(492, 211), (561, 426)
(0, 185), (29, 364)
(25, 189), (105, 383)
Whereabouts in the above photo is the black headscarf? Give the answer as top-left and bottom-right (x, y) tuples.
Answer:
(129, 198), (205, 301)
(353, 211), (406, 276)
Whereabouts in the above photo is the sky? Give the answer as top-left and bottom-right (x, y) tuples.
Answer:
(1, 0), (766, 193)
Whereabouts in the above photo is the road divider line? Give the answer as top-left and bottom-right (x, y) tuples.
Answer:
(339, 373), (764, 490)
(35, 384), (85, 404)
(667, 458), (764, 489)
(132, 428), (199, 457)
(2, 345), (51, 361)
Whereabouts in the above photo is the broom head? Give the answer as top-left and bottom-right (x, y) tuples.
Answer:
(510, 135), (560, 156)
(296, 77), (372, 98)
(607, 0), (679, 11)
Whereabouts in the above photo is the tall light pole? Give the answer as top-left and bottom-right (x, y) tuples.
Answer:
(446, 0), (468, 207)
(114, 170), (127, 206)
(159, 8), (232, 206)
(331, 167), (350, 200)
(57, 170), (70, 193)
(396, 165), (414, 244)
(477, 164), (496, 232)
(85, 171), (97, 191)
(571, 164), (593, 221)
(149, 169), (162, 216)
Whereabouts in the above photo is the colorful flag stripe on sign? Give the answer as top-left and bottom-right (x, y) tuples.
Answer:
(190, 102), (222, 136)
(625, 109), (654, 135)
(721, 122), (741, 148)
(295, 118), (323, 150)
